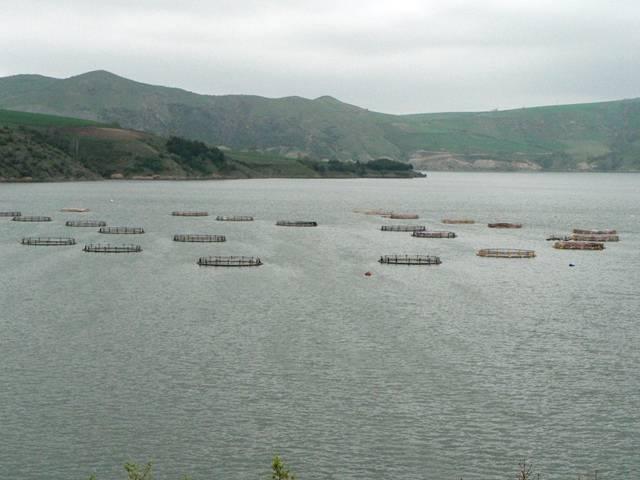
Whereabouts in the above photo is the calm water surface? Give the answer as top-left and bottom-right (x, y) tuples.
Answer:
(1, 173), (639, 479)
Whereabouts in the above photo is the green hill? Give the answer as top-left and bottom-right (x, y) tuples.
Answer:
(0, 109), (421, 181)
(1, 70), (639, 171)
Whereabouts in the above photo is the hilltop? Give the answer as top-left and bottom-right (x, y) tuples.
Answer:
(1, 70), (640, 171)
(0, 109), (422, 181)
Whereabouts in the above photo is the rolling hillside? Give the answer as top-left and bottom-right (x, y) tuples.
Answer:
(1, 70), (639, 171)
(0, 109), (421, 181)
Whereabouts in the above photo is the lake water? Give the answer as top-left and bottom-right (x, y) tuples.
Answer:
(1, 173), (639, 480)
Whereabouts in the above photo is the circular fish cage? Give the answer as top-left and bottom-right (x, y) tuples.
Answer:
(98, 226), (145, 234)
(570, 233), (619, 242)
(573, 228), (616, 235)
(412, 230), (457, 238)
(12, 216), (52, 222)
(553, 241), (604, 251)
(488, 223), (522, 229)
(216, 216), (254, 221)
(379, 254), (441, 265)
(66, 220), (107, 227)
(442, 219), (475, 224)
(83, 244), (143, 253)
(381, 225), (426, 232)
(21, 237), (76, 246)
(171, 211), (209, 216)
(173, 234), (226, 242)
(276, 221), (318, 227)
(390, 213), (419, 219)
(477, 249), (536, 258)
(0, 211), (21, 217)
(197, 256), (263, 267)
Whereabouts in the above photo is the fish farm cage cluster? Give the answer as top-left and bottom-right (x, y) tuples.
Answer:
(379, 255), (442, 265)
(66, 220), (107, 227)
(83, 244), (143, 253)
(99, 226), (145, 234)
(276, 221), (318, 227)
(216, 216), (254, 221)
(412, 230), (457, 238)
(197, 256), (262, 267)
(12, 216), (52, 222)
(171, 211), (209, 216)
(381, 225), (426, 232)
(173, 234), (226, 242)
(6, 202), (623, 268)
(21, 237), (77, 246)
(477, 249), (536, 258)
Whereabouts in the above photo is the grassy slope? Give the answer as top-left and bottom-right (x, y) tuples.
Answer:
(0, 109), (421, 180)
(1, 71), (638, 170)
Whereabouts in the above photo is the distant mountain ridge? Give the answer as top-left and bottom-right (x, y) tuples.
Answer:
(1, 70), (639, 171)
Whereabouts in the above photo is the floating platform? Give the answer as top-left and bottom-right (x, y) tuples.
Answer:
(390, 213), (419, 219)
(66, 220), (107, 227)
(83, 244), (143, 253)
(477, 249), (536, 258)
(216, 216), (254, 221)
(570, 233), (619, 242)
(488, 223), (522, 228)
(98, 226), (144, 234)
(573, 228), (617, 235)
(0, 211), (21, 217)
(172, 211), (208, 216)
(442, 219), (475, 224)
(553, 241), (604, 250)
(381, 225), (426, 232)
(412, 230), (457, 238)
(173, 234), (226, 242)
(546, 234), (570, 241)
(353, 209), (394, 217)
(276, 221), (318, 227)
(61, 207), (89, 213)
(379, 254), (442, 265)
(12, 216), (52, 222)
(197, 256), (262, 267)
(21, 237), (76, 246)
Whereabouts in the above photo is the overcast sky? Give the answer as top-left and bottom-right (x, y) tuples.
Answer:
(1, 0), (639, 113)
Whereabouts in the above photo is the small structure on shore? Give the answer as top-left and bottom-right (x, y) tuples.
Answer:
(570, 233), (619, 242)
(197, 256), (262, 267)
(216, 216), (254, 221)
(488, 223), (522, 228)
(390, 213), (419, 219)
(379, 254), (441, 265)
(573, 228), (617, 235)
(276, 221), (318, 227)
(553, 241), (604, 250)
(381, 225), (426, 232)
(21, 237), (76, 246)
(477, 248), (536, 258)
(98, 226), (145, 234)
(1, 211), (21, 217)
(172, 211), (209, 216)
(83, 244), (142, 253)
(12, 216), (52, 222)
(66, 220), (107, 227)
(412, 230), (457, 238)
(173, 234), (226, 242)
(442, 219), (475, 224)
(61, 207), (90, 213)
